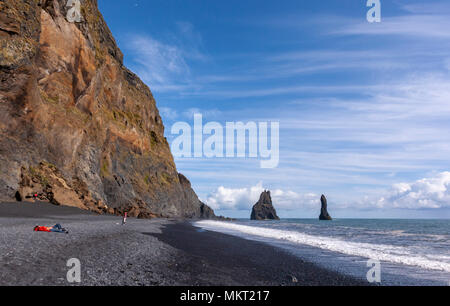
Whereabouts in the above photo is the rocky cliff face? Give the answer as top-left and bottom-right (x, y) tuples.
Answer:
(319, 195), (332, 220)
(0, 0), (215, 218)
(251, 191), (280, 220)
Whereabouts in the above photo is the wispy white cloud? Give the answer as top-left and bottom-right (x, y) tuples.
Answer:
(125, 35), (190, 91)
(122, 22), (206, 92)
(400, 1), (450, 14)
(445, 58), (450, 71)
(159, 107), (178, 120)
(158, 107), (222, 121)
(334, 15), (450, 38)
(174, 21), (208, 61)
(182, 108), (222, 119)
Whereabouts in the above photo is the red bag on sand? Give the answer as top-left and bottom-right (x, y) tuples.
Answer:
(34, 226), (51, 232)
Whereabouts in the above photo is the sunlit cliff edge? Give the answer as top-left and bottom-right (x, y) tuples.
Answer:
(0, 0), (215, 218)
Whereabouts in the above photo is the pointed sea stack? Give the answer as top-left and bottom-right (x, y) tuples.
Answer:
(251, 191), (280, 220)
(319, 195), (332, 220)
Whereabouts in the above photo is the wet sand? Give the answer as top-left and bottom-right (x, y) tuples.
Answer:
(153, 221), (366, 286)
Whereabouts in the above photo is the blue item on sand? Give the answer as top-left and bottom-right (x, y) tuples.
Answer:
(50, 224), (69, 234)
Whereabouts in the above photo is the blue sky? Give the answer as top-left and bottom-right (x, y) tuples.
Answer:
(98, 0), (450, 219)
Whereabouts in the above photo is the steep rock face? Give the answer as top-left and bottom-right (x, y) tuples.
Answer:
(251, 191), (280, 220)
(0, 0), (215, 218)
(319, 195), (332, 220)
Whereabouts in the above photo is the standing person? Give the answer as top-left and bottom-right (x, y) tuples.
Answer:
(122, 212), (127, 225)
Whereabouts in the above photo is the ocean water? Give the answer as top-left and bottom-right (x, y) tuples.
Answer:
(194, 219), (450, 286)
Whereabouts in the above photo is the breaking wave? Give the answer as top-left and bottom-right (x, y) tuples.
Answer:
(195, 220), (450, 273)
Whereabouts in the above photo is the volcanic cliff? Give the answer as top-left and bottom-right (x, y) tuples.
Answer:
(0, 0), (215, 218)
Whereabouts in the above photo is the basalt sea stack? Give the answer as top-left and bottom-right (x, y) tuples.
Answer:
(0, 0), (215, 219)
(319, 195), (332, 220)
(251, 190), (280, 220)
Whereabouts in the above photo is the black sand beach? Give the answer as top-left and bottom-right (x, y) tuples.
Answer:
(154, 222), (367, 286)
(0, 202), (366, 286)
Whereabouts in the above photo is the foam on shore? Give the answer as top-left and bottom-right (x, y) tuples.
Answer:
(195, 220), (450, 273)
